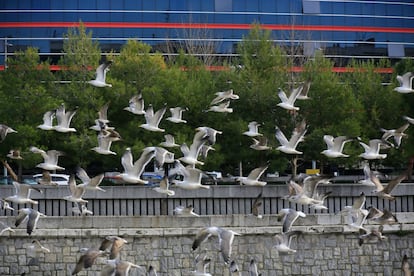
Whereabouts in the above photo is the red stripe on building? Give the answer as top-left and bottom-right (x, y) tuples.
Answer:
(0, 22), (413, 33)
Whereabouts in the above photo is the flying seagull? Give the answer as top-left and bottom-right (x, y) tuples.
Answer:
(152, 176), (175, 196)
(54, 104), (77, 133)
(236, 165), (268, 186)
(273, 231), (302, 254)
(173, 205), (200, 217)
(7, 149), (23, 160)
(63, 175), (88, 204)
(210, 89), (239, 105)
(380, 123), (409, 148)
(0, 221), (15, 235)
(192, 226), (241, 264)
(91, 129), (120, 155)
(36, 171), (58, 186)
(0, 124), (17, 142)
(341, 192), (368, 231)
(37, 110), (55, 131)
(120, 147), (156, 184)
(72, 248), (106, 275)
(15, 208), (46, 235)
(275, 120), (307, 154)
(166, 106), (188, 124)
(243, 121), (263, 137)
(206, 100), (233, 113)
(358, 138), (388, 160)
(99, 235), (128, 260)
(251, 192), (263, 219)
(88, 61), (112, 88)
(248, 259), (260, 276)
(159, 134), (179, 148)
(250, 137), (272, 151)
(76, 167), (105, 192)
(358, 225), (387, 246)
(140, 104), (167, 132)
(277, 86), (303, 111)
(101, 259), (142, 276)
(371, 171), (407, 200)
(5, 181), (42, 205)
(30, 146), (65, 171)
(394, 72), (414, 94)
(277, 208), (306, 233)
(358, 164), (376, 186)
(124, 93), (145, 115)
(171, 167), (210, 190)
(321, 135), (353, 158)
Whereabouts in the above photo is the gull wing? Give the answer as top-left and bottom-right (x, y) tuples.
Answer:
(247, 166), (268, 180)
(132, 147), (156, 176)
(76, 167), (91, 183)
(383, 172), (407, 194)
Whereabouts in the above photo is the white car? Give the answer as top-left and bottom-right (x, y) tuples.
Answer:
(32, 173), (70, 185)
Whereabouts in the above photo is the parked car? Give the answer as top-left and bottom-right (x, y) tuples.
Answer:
(32, 173), (70, 185)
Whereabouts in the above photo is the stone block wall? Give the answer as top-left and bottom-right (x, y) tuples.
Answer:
(0, 214), (413, 275)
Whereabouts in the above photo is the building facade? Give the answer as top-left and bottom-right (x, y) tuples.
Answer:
(0, 0), (413, 67)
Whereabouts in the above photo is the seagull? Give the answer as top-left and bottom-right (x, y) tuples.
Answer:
(101, 259), (142, 276)
(199, 144), (216, 160)
(380, 123), (409, 148)
(229, 260), (241, 275)
(148, 265), (158, 276)
(286, 175), (330, 206)
(1, 198), (14, 211)
(7, 149), (23, 160)
(154, 146), (175, 168)
(296, 81), (311, 100)
(5, 181), (42, 205)
(275, 120), (307, 154)
(210, 89), (239, 105)
(99, 235), (128, 260)
(173, 205), (200, 217)
(358, 138), (388, 160)
(370, 171), (407, 200)
(152, 176), (175, 196)
(366, 206), (398, 225)
(402, 254), (412, 276)
(140, 104), (167, 132)
(91, 129), (121, 155)
(124, 93), (145, 115)
(179, 130), (210, 166)
(403, 115), (414, 125)
(89, 102), (112, 131)
(159, 134), (179, 148)
(273, 231), (301, 254)
(196, 126), (222, 145)
(171, 167), (210, 190)
(248, 259), (260, 276)
(0, 124), (17, 142)
(243, 121), (263, 137)
(72, 248), (106, 275)
(358, 225), (387, 246)
(76, 167), (105, 192)
(251, 192), (263, 219)
(120, 147), (156, 184)
(37, 110), (55, 130)
(341, 192), (368, 231)
(63, 175), (88, 204)
(250, 137), (272, 151)
(277, 208), (306, 233)
(236, 165), (268, 186)
(394, 72), (414, 93)
(321, 135), (353, 158)
(36, 171), (58, 186)
(206, 100), (233, 113)
(0, 221), (15, 235)
(277, 86), (303, 111)
(30, 146), (65, 171)
(88, 61), (112, 88)
(28, 239), (50, 255)
(358, 164), (376, 186)
(15, 208), (46, 235)
(191, 253), (212, 276)
(54, 104), (77, 133)
(192, 226), (241, 264)
(166, 106), (188, 123)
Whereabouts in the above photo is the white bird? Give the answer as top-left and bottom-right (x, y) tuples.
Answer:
(92, 129), (120, 155)
(152, 176), (175, 196)
(251, 192), (263, 219)
(173, 205), (200, 217)
(179, 131), (209, 166)
(76, 167), (105, 192)
(229, 260), (241, 275)
(154, 147), (175, 168)
(285, 175), (329, 206)
(72, 203), (93, 216)
(37, 110), (56, 130)
(380, 123), (409, 148)
(358, 164), (376, 186)
(1, 198), (14, 211)
(171, 167), (210, 190)
(236, 165), (268, 186)
(88, 61), (112, 88)
(159, 134), (179, 148)
(5, 181), (42, 205)
(277, 208), (306, 233)
(99, 235), (128, 260)
(54, 104), (77, 133)
(140, 105), (167, 132)
(191, 253), (212, 276)
(63, 175), (88, 204)
(243, 121), (263, 137)
(166, 107), (187, 123)
(30, 146), (65, 171)
(101, 259), (142, 276)
(275, 120), (307, 154)
(206, 101), (233, 113)
(0, 124), (17, 142)
(36, 171), (58, 186)
(0, 221), (15, 235)
(366, 207), (398, 225)
(28, 239), (51, 256)
(124, 93), (145, 115)
(358, 225), (387, 246)
(210, 89), (239, 105)
(277, 86), (302, 111)
(273, 231), (301, 254)
(250, 137), (272, 151)
(120, 147), (156, 184)
(248, 259), (260, 276)
(371, 171), (407, 201)
(394, 72), (414, 93)
(341, 192), (368, 231)
(15, 208), (46, 235)
(403, 115), (414, 125)
(296, 81), (311, 100)
(72, 248), (107, 275)
(358, 139), (388, 160)
(7, 149), (23, 160)
(321, 135), (353, 158)
(196, 126), (222, 145)
(192, 226), (241, 264)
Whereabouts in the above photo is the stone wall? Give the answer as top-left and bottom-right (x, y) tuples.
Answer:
(0, 213), (413, 275)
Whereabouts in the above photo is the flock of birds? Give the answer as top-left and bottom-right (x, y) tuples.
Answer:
(0, 62), (413, 275)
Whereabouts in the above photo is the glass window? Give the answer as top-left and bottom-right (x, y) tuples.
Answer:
(302, 0), (320, 14)
(215, 0), (232, 12)
(388, 43), (405, 58)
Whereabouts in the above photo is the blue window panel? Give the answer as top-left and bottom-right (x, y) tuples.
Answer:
(188, 0), (200, 11)
(18, 0), (31, 9)
(402, 5), (414, 17)
(32, 0), (50, 9)
(201, 0), (214, 11)
(31, 11), (51, 22)
(142, 2), (156, 22)
(78, 1), (97, 9)
(303, 0), (320, 14)
(215, 0), (232, 12)
(259, 0), (276, 13)
(259, 15), (277, 25)
(0, 1), (17, 9)
(170, 0), (185, 10)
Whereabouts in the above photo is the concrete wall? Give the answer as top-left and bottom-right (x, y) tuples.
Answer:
(1, 213), (413, 276)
